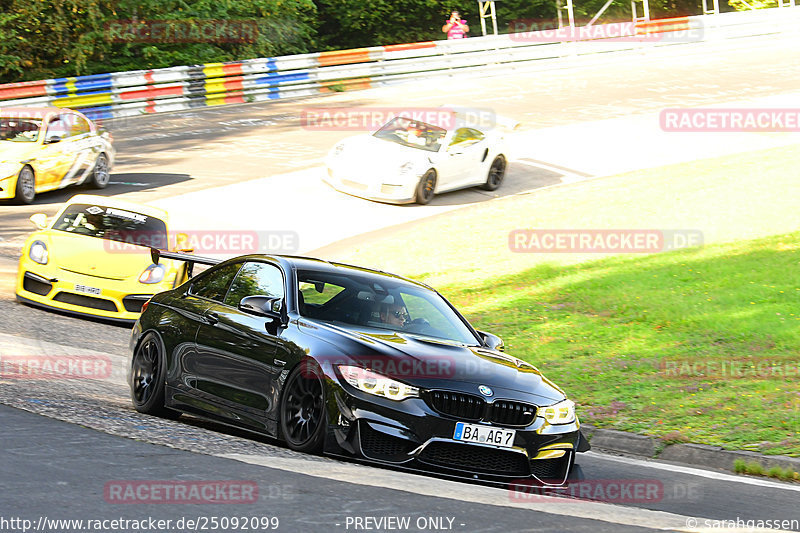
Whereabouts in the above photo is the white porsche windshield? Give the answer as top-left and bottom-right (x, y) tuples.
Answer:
(297, 269), (480, 345)
(373, 117), (447, 153)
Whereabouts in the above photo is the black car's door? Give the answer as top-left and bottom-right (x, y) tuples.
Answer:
(173, 261), (244, 405)
(193, 260), (287, 429)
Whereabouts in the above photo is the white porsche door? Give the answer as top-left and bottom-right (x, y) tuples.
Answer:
(438, 128), (489, 190)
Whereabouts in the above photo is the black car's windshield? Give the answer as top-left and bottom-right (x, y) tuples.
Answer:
(0, 117), (42, 142)
(52, 203), (168, 247)
(297, 269), (479, 345)
(373, 117), (446, 153)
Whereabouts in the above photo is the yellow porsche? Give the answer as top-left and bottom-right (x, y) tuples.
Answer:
(16, 195), (189, 323)
(0, 106), (115, 204)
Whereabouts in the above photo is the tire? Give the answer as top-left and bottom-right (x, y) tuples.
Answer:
(88, 153), (110, 189)
(280, 360), (327, 454)
(568, 463), (585, 483)
(130, 332), (180, 419)
(481, 155), (506, 191)
(415, 170), (436, 205)
(14, 166), (36, 204)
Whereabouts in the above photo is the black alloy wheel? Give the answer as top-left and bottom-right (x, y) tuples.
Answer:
(280, 360), (327, 453)
(415, 170), (437, 204)
(481, 156), (506, 191)
(131, 333), (179, 418)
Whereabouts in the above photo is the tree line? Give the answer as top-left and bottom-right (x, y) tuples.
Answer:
(0, 0), (752, 83)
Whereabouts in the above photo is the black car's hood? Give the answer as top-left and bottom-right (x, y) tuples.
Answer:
(298, 319), (565, 404)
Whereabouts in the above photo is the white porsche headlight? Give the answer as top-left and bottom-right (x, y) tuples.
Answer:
(138, 264), (166, 284)
(338, 365), (419, 401)
(398, 162), (414, 175)
(541, 399), (576, 424)
(29, 240), (48, 265)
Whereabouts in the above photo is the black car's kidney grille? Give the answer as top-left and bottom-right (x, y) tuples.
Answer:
(427, 391), (485, 421)
(489, 400), (537, 427)
(23, 272), (52, 296)
(53, 292), (118, 312)
(426, 391), (537, 427)
(530, 456), (569, 482)
(418, 442), (530, 476)
(359, 423), (415, 462)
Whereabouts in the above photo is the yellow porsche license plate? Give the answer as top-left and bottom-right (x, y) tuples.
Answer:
(75, 284), (102, 296)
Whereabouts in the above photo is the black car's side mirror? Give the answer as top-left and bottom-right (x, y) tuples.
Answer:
(239, 295), (283, 318)
(478, 330), (504, 352)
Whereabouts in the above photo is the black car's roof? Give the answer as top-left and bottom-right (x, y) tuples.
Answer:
(219, 254), (435, 291)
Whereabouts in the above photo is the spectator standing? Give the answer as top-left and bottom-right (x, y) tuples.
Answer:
(443, 10), (469, 39)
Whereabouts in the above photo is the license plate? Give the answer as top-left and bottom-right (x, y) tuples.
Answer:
(75, 284), (101, 295)
(453, 422), (516, 448)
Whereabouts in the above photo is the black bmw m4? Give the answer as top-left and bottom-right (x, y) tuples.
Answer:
(129, 252), (590, 486)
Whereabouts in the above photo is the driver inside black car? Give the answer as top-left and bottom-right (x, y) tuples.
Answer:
(379, 302), (409, 327)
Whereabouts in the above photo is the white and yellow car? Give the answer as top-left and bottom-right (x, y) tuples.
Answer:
(16, 195), (188, 323)
(324, 109), (517, 205)
(0, 106), (114, 204)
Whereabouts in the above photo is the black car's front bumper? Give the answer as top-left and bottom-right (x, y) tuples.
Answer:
(323, 377), (589, 486)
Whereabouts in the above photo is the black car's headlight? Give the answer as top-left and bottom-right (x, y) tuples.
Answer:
(138, 264), (166, 284)
(338, 365), (419, 401)
(541, 399), (576, 424)
(29, 240), (48, 265)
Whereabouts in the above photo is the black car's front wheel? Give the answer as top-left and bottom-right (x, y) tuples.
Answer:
(131, 332), (180, 419)
(280, 360), (327, 453)
(568, 463), (585, 482)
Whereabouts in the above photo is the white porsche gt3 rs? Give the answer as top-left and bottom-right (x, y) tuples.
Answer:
(323, 112), (514, 204)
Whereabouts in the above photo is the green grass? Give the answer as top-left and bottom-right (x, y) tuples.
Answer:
(320, 144), (800, 456)
(431, 233), (800, 456)
(734, 459), (800, 481)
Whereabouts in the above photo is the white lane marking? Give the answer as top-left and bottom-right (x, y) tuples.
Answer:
(220, 453), (719, 532)
(585, 452), (800, 493)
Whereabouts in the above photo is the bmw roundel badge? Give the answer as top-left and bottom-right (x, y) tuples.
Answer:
(478, 385), (493, 397)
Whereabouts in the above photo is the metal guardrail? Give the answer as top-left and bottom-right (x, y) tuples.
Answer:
(0, 8), (797, 122)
